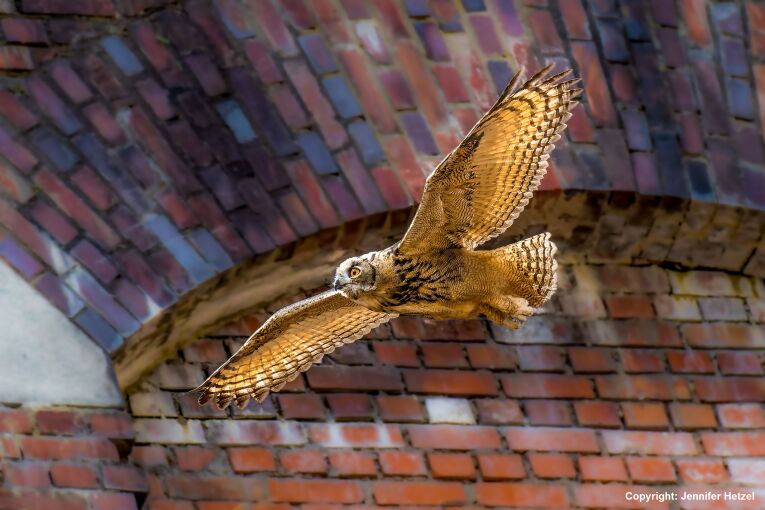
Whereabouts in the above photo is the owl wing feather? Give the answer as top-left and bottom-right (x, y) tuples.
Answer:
(398, 64), (581, 253)
(193, 290), (396, 409)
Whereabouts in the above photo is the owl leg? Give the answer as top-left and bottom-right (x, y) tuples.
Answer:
(481, 296), (534, 329)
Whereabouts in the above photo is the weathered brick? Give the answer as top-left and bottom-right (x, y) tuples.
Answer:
(269, 479), (362, 504)
(373, 481), (466, 505)
(477, 482), (569, 507)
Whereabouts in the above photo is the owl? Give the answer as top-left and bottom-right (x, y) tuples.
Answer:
(195, 65), (581, 409)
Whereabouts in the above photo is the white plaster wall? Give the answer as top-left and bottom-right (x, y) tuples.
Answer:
(0, 263), (123, 407)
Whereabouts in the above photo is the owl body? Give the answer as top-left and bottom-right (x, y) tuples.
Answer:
(337, 235), (554, 327)
(195, 66), (580, 409)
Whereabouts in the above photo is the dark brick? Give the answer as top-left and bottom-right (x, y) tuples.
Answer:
(71, 239), (117, 284)
(400, 112), (439, 155)
(101, 36), (144, 76)
(621, 0), (651, 40)
(0, 91), (38, 131)
(29, 201), (77, 245)
(298, 34), (337, 73)
(275, 190), (319, 237)
(726, 78), (755, 120)
(379, 68), (416, 110)
(0, 235), (43, 278)
(79, 54), (126, 99)
(0, 46), (33, 70)
(188, 193), (252, 262)
(653, 133), (690, 199)
(185, 53), (226, 96)
(66, 267), (139, 336)
(322, 174), (365, 222)
(34, 271), (83, 317)
(20, 0), (115, 16)
(243, 40), (283, 83)
(470, 15), (503, 55)
(187, 228), (234, 272)
(270, 84), (310, 129)
(75, 308), (123, 353)
(690, 53), (730, 136)
(114, 248), (176, 308)
(336, 148), (387, 214)
(143, 214), (215, 284)
(528, 10), (563, 53)
(2, 18), (47, 44)
(25, 75), (81, 135)
(657, 28), (685, 67)
(685, 160), (716, 202)
(297, 131), (338, 175)
(571, 42), (617, 127)
(229, 67), (296, 156)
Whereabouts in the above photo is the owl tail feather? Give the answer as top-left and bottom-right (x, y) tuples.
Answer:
(498, 232), (558, 308)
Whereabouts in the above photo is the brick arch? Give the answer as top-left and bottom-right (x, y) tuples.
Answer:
(0, 0), (763, 368)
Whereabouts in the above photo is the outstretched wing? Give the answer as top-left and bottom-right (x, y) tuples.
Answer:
(194, 291), (396, 409)
(399, 65), (581, 253)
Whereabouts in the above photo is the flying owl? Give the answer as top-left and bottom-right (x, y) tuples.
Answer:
(195, 65), (581, 409)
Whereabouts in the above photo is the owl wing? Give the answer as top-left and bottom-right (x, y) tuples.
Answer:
(194, 290), (396, 409)
(398, 65), (581, 253)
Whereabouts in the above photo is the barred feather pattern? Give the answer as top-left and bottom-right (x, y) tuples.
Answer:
(193, 291), (396, 409)
(399, 64), (581, 253)
(505, 232), (558, 308)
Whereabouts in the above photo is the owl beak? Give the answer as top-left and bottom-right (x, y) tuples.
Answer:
(333, 277), (340, 291)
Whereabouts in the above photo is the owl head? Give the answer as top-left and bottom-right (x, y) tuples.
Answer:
(333, 255), (377, 298)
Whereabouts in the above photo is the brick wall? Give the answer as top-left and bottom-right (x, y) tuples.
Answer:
(0, 0), (762, 356)
(104, 263), (765, 509)
(0, 406), (144, 509)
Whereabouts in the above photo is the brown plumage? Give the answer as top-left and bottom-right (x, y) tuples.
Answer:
(194, 65), (581, 409)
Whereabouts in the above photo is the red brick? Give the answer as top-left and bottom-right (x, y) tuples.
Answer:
(370, 165), (413, 210)
(309, 423), (404, 448)
(476, 482), (569, 508)
(622, 402), (669, 429)
(428, 452), (475, 479)
(396, 41), (447, 126)
(4, 462), (50, 488)
(384, 136), (426, 201)
(717, 403), (765, 429)
(524, 400), (572, 425)
(477, 453), (525, 480)
(338, 49), (396, 133)
(0, 46), (33, 70)
(695, 377), (765, 402)
(596, 375), (690, 400)
(702, 432), (765, 456)
(175, 446), (217, 471)
(530, 453), (576, 479)
(103, 465), (148, 492)
(405, 369), (497, 395)
(506, 427), (599, 453)
(280, 450), (326, 474)
(21, 437), (118, 461)
(408, 424), (500, 451)
(603, 430), (697, 455)
(0, 408), (32, 433)
(308, 366), (402, 391)
(682, 0), (711, 46)
(677, 458), (728, 483)
(379, 450), (426, 476)
(620, 349), (664, 372)
(269, 479), (363, 504)
(670, 403), (717, 429)
(277, 394), (325, 420)
(373, 342), (419, 367)
(717, 352), (763, 375)
(569, 347), (617, 373)
(421, 343), (467, 367)
(606, 294), (655, 318)
(50, 464), (99, 488)
(36, 410), (82, 435)
(34, 168), (120, 249)
(227, 447), (276, 473)
(166, 475), (261, 501)
(574, 484), (665, 509)
(329, 451), (376, 477)
(571, 42), (617, 127)
(0, 90), (38, 130)
(376, 395), (424, 422)
(579, 456), (629, 482)
(575, 401), (622, 428)
(326, 394), (373, 421)
(373, 481), (466, 505)
(91, 492), (138, 510)
(129, 445), (167, 468)
(466, 345), (516, 369)
(666, 350), (714, 373)
(475, 399), (524, 425)
(626, 457), (676, 482)
(502, 374), (594, 398)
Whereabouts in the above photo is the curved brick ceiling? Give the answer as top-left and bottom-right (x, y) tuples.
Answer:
(0, 0), (763, 355)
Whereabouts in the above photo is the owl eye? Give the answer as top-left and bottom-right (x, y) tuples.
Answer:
(349, 266), (362, 278)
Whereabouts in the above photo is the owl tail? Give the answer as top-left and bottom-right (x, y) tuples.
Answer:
(498, 232), (558, 307)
